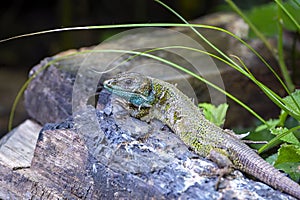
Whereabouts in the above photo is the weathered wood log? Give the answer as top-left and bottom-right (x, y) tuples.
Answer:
(0, 120), (42, 198)
(0, 120), (41, 169)
(0, 95), (296, 199)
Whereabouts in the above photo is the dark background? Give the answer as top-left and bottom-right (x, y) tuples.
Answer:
(0, 0), (271, 136)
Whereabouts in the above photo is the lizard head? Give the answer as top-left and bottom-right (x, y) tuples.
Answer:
(103, 72), (155, 108)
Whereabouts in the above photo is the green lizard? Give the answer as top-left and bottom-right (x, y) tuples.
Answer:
(103, 72), (300, 199)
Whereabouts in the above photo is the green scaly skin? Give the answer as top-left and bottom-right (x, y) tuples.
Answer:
(104, 72), (300, 199)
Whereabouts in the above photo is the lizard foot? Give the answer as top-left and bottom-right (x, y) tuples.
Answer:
(207, 150), (234, 190)
(213, 167), (233, 190)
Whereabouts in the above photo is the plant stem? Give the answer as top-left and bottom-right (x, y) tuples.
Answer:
(225, 0), (276, 57)
(292, 0), (300, 7)
(277, 0), (295, 92)
(227, 0), (295, 92)
(274, 0), (300, 32)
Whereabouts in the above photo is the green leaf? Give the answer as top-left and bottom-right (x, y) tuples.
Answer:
(275, 162), (300, 182)
(274, 144), (300, 181)
(246, 2), (278, 37)
(282, 89), (300, 118)
(198, 103), (229, 127)
(254, 119), (279, 132)
(246, 0), (300, 38)
(265, 153), (278, 165)
(258, 125), (300, 154)
(271, 127), (299, 145)
(280, 0), (300, 31)
(275, 144), (300, 164)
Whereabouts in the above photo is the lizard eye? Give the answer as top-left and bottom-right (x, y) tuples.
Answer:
(124, 79), (133, 85)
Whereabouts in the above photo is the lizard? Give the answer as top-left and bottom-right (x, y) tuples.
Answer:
(103, 72), (300, 199)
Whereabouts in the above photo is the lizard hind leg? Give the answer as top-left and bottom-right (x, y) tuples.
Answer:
(207, 150), (234, 190)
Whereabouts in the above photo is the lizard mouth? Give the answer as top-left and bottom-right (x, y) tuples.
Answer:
(103, 79), (123, 92)
(103, 79), (114, 90)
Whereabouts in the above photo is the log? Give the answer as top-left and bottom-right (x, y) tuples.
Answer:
(0, 97), (296, 199)
(0, 119), (41, 169)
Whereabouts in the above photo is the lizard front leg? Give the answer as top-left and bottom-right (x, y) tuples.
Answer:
(128, 105), (151, 121)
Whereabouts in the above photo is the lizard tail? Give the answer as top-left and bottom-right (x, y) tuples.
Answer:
(234, 146), (300, 199)
(249, 159), (300, 199)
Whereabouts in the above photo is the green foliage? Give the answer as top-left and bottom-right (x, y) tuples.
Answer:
(282, 89), (300, 120)
(276, 144), (300, 164)
(252, 90), (300, 181)
(227, 0), (297, 91)
(246, 0), (300, 38)
(255, 119), (279, 132)
(266, 145), (300, 182)
(265, 153), (278, 165)
(271, 127), (299, 145)
(274, 144), (300, 182)
(255, 90), (300, 148)
(198, 103), (229, 127)
(269, 127), (300, 181)
(228, 0), (300, 178)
